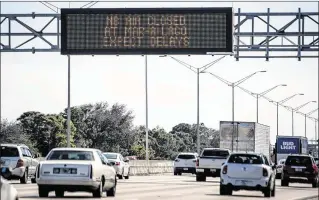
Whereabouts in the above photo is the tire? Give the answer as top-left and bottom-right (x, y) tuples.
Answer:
(31, 178), (36, 183)
(92, 180), (103, 197)
(124, 168), (130, 179)
(118, 169), (124, 179)
(107, 176), (117, 197)
(38, 186), (49, 197)
(276, 173), (281, 179)
(174, 171), (177, 176)
(264, 183), (271, 197)
(20, 170), (28, 184)
(55, 189), (64, 197)
(178, 172), (182, 176)
(312, 176), (318, 188)
(220, 184), (227, 195)
(281, 178), (289, 187)
(196, 174), (206, 182)
(271, 180), (276, 197)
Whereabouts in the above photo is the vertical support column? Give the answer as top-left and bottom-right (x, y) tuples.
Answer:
(145, 55), (149, 173)
(292, 110), (294, 136)
(304, 115), (307, 137)
(256, 94), (259, 123)
(67, 55), (71, 148)
(276, 102), (279, 136)
(8, 18), (11, 49)
(236, 8), (240, 61)
(251, 16), (254, 46)
(196, 68), (200, 154)
(266, 8), (270, 61)
(297, 7), (301, 61)
(231, 84), (235, 152)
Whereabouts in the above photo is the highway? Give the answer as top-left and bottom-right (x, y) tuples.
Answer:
(11, 174), (319, 200)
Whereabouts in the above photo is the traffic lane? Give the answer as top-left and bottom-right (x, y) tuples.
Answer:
(12, 175), (319, 200)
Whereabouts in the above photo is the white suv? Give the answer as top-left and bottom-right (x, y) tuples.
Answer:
(220, 153), (276, 197)
(0, 144), (39, 184)
(174, 153), (198, 175)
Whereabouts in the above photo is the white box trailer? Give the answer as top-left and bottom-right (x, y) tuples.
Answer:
(219, 121), (271, 161)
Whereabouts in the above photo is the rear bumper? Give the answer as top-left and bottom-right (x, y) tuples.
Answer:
(221, 175), (269, 190)
(196, 168), (220, 177)
(38, 184), (100, 192)
(0, 167), (25, 179)
(37, 177), (100, 189)
(174, 167), (195, 173)
(283, 173), (317, 183)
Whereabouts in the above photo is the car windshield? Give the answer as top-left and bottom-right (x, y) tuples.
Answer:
(47, 150), (94, 160)
(0, 146), (19, 157)
(202, 150), (229, 158)
(285, 156), (312, 166)
(103, 153), (118, 160)
(228, 154), (263, 164)
(177, 154), (195, 159)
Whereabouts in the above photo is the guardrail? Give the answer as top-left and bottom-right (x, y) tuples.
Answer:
(37, 158), (174, 176)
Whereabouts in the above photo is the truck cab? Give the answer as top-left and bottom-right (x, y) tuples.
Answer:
(195, 148), (231, 181)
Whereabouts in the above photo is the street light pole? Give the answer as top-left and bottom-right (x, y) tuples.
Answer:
(255, 84), (287, 123)
(196, 68), (200, 155)
(292, 101), (317, 136)
(303, 108), (319, 138)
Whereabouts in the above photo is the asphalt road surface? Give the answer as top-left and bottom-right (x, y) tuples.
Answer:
(11, 175), (319, 200)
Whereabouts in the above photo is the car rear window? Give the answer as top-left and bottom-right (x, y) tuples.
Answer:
(103, 153), (118, 160)
(202, 150), (229, 158)
(0, 146), (19, 157)
(47, 150), (94, 161)
(285, 156), (312, 166)
(228, 154), (263, 164)
(177, 154), (195, 159)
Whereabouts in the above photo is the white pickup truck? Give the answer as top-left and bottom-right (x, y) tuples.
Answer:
(195, 148), (231, 181)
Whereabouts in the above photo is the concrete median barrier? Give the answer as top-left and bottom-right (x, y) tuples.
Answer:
(37, 158), (174, 176)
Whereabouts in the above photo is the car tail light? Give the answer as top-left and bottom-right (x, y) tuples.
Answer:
(16, 159), (24, 168)
(196, 159), (199, 167)
(115, 162), (120, 166)
(263, 168), (268, 177)
(90, 165), (93, 179)
(36, 164), (41, 178)
(312, 164), (318, 173)
(222, 165), (228, 174)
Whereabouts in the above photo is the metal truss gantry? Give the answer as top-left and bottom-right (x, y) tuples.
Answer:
(0, 4), (318, 60)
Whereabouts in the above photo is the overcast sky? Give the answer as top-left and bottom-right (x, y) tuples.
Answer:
(1, 0), (318, 144)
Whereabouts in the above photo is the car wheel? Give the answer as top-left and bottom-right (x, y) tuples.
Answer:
(20, 170), (28, 184)
(92, 180), (103, 197)
(124, 168), (130, 179)
(196, 174), (206, 182)
(312, 176), (319, 188)
(107, 176), (117, 197)
(38, 186), (49, 197)
(55, 189), (64, 197)
(118, 169), (124, 179)
(281, 178), (289, 187)
(264, 182), (271, 197)
(31, 178), (36, 183)
(178, 172), (182, 176)
(220, 184), (227, 195)
(271, 180), (276, 197)
(276, 173), (281, 179)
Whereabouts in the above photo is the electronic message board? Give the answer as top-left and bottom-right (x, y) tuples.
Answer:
(60, 7), (233, 55)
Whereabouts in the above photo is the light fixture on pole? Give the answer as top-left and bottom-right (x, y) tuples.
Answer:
(202, 70), (267, 151)
(290, 100), (316, 136)
(269, 93), (304, 136)
(297, 107), (318, 137)
(255, 84), (287, 123)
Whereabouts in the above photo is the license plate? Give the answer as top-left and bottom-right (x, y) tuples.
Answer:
(210, 169), (216, 172)
(62, 168), (71, 173)
(183, 168), (188, 170)
(295, 168), (302, 172)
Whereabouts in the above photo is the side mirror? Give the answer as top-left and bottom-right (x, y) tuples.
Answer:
(124, 159), (129, 163)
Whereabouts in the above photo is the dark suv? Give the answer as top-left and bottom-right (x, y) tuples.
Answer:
(281, 154), (319, 188)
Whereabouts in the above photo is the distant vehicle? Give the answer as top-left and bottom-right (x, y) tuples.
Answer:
(173, 153), (198, 175)
(275, 136), (308, 164)
(281, 154), (318, 188)
(36, 148), (117, 198)
(0, 176), (19, 200)
(219, 121), (271, 161)
(0, 144), (39, 184)
(125, 156), (137, 160)
(195, 148), (231, 181)
(103, 152), (130, 179)
(276, 159), (286, 179)
(220, 153), (276, 197)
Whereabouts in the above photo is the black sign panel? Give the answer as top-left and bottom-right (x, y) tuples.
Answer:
(60, 7), (233, 55)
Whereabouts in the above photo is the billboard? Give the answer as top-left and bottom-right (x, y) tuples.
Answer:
(60, 7), (233, 55)
(276, 137), (300, 154)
